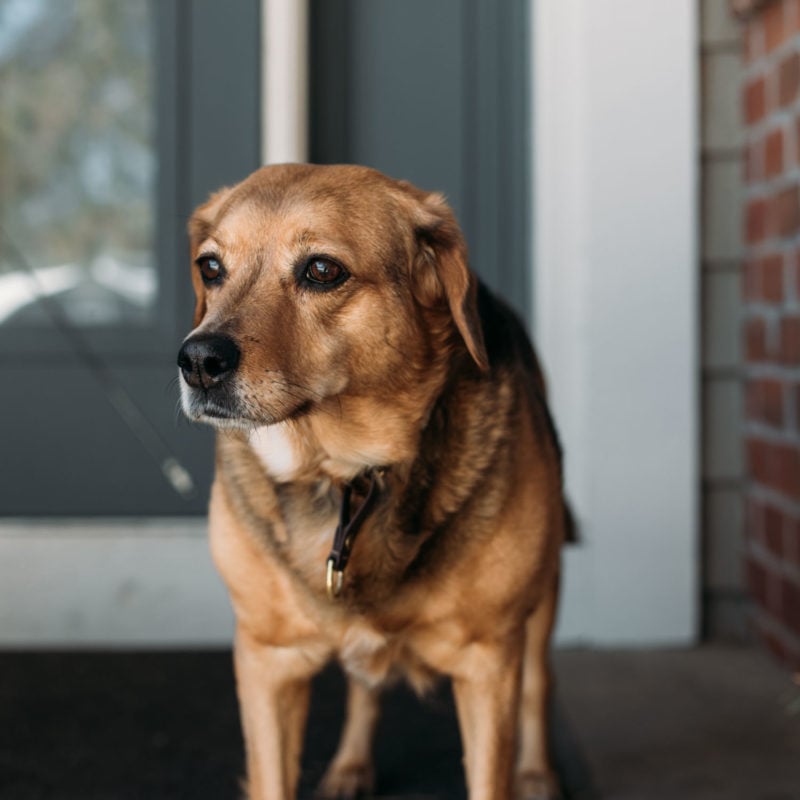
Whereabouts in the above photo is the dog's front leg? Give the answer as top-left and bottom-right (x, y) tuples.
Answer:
(452, 637), (524, 800)
(234, 628), (320, 800)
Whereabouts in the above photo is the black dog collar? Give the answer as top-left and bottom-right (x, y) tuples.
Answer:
(326, 471), (382, 599)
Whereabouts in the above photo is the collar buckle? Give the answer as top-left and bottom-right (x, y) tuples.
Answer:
(325, 470), (382, 601)
(326, 558), (344, 600)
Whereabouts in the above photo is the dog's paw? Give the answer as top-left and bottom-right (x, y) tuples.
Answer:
(316, 762), (375, 799)
(515, 769), (561, 800)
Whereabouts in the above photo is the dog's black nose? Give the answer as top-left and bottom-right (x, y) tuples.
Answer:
(177, 334), (240, 389)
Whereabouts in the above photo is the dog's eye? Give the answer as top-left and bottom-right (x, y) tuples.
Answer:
(197, 256), (223, 285)
(304, 258), (347, 288)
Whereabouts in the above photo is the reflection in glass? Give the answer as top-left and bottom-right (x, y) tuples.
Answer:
(0, 0), (156, 326)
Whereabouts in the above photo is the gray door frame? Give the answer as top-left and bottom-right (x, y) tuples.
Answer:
(309, 0), (531, 319)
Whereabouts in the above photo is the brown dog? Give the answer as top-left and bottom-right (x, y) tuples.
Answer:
(178, 164), (566, 800)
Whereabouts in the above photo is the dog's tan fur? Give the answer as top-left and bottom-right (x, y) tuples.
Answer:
(179, 164), (565, 800)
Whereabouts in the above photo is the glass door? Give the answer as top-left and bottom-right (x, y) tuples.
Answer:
(0, 0), (261, 514)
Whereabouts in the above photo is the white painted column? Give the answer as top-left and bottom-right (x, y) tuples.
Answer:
(534, 0), (699, 644)
(262, 0), (309, 164)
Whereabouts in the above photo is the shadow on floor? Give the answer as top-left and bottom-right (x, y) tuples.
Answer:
(0, 652), (595, 799)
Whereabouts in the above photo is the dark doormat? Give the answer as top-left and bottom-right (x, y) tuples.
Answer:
(0, 652), (595, 799)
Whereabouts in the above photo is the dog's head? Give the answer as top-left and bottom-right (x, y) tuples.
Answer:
(177, 164), (487, 433)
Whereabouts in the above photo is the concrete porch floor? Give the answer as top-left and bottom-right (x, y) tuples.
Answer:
(0, 645), (797, 798)
(556, 645), (800, 800)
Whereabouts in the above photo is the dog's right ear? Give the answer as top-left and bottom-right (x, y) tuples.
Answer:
(410, 191), (489, 372)
(186, 187), (232, 326)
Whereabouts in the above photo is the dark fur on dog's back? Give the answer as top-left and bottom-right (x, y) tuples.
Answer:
(476, 284), (578, 544)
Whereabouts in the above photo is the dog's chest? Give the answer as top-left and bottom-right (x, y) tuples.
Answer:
(336, 617), (440, 693)
(249, 423), (306, 482)
(247, 422), (382, 483)
(337, 619), (395, 686)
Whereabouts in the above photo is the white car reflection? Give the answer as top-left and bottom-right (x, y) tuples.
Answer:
(0, 254), (156, 325)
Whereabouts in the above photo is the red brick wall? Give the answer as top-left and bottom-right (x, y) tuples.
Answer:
(741, 0), (800, 669)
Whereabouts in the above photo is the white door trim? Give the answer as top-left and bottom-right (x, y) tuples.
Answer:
(0, 519), (234, 647)
(534, 0), (699, 644)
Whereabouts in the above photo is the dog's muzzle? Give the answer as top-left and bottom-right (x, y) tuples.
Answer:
(177, 333), (240, 390)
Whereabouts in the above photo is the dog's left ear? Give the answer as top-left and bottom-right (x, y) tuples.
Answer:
(412, 192), (489, 372)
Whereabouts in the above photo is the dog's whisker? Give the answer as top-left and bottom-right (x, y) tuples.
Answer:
(274, 378), (326, 402)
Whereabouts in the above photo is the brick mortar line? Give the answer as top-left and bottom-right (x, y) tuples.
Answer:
(742, 260), (789, 283)
(767, 251), (800, 304)
(740, 239), (797, 258)
(745, 436), (800, 456)
(742, 129), (799, 160)
(749, 538), (800, 586)
(745, 420), (800, 440)
(742, 166), (800, 193)
(742, 102), (800, 145)
(741, 298), (800, 314)
(743, 361), (800, 378)
(742, 58), (774, 87)
(742, 247), (800, 272)
(744, 376), (800, 434)
(741, 177), (800, 197)
(743, 25), (800, 64)
(743, 73), (798, 115)
(744, 367), (800, 383)
(741, 301), (800, 317)
(742, 104), (800, 140)
(745, 418), (800, 439)
(742, 215), (800, 242)
(742, 36), (800, 83)
(744, 76), (790, 121)
(741, 124), (800, 160)
(745, 241), (794, 262)
(742, 251), (799, 279)
(743, 488), (800, 530)
(743, 257), (800, 285)
(742, 165), (800, 195)
(744, 369), (800, 382)
(745, 367), (800, 389)
(742, 374), (800, 391)
(747, 482), (800, 516)
(741, 253), (798, 271)
(751, 606), (800, 654)
(752, 604), (800, 649)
